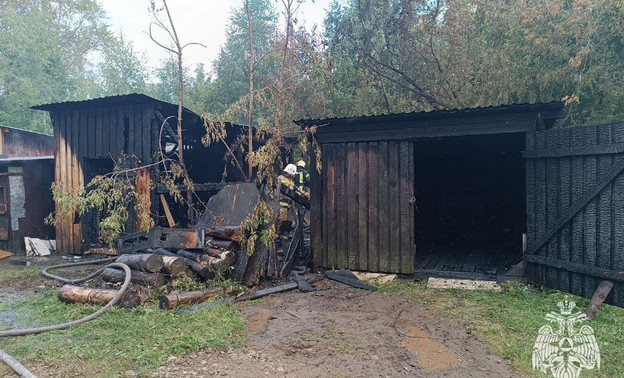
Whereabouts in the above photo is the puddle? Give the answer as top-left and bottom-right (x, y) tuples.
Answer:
(400, 324), (464, 372)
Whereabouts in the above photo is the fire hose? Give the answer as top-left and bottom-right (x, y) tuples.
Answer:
(0, 258), (131, 377)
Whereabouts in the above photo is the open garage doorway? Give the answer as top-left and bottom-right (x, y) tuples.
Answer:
(413, 133), (526, 278)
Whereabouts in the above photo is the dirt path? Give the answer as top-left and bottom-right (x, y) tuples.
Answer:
(156, 280), (525, 377)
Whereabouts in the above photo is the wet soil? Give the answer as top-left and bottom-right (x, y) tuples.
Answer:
(156, 280), (525, 377)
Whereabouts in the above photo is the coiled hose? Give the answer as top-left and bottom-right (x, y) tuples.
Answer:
(0, 257), (132, 377)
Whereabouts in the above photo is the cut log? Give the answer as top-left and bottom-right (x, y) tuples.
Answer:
(161, 256), (188, 277)
(203, 247), (223, 258)
(101, 268), (166, 288)
(116, 254), (164, 273)
(159, 286), (237, 310)
(207, 239), (239, 251)
(181, 257), (215, 281)
(176, 249), (212, 265)
(58, 284), (148, 308)
(148, 248), (178, 257)
(585, 280), (614, 319)
(203, 226), (241, 241)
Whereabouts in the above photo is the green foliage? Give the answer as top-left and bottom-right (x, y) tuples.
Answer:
(96, 33), (149, 96)
(240, 199), (276, 255)
(0, 0), (110, 132)
(46, 156), (153, 246)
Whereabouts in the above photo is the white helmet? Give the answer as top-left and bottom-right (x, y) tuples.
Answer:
(297, 160), (306, 168)
(284, 164), (297, 175)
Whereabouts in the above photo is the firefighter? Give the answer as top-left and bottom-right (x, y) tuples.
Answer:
(295, 160), (310, 199)
(277, 164), (297, 232)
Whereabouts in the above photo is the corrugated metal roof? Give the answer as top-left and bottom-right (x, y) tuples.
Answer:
(295, 101), (565, 127)
(30, 93), (199, 117)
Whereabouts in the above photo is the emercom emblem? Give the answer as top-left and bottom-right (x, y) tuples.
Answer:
(532, 297), (600, 378)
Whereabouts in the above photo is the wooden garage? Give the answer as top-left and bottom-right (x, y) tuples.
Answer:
(299, 102), (624, 307)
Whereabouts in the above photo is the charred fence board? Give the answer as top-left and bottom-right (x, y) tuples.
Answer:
(525, 122), (624, 307)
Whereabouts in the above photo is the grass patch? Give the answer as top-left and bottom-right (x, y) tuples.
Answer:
(379, 280), (624, 377)
(0, 289), (246, 377)
(0, 265), (41, 285)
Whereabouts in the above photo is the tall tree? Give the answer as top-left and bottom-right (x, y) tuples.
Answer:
(96, 33), (148, 96)
(0, 0), (110, 132)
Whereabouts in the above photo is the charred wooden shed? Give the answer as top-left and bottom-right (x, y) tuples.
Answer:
(0, 126), (55, 251)
(299, 103), (624, 307)
(32, 94), (249, 255)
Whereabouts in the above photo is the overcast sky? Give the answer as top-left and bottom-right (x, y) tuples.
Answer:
(100, 0), (334, 74)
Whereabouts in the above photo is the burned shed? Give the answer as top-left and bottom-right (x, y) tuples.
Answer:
(0, 126), (55, 251)
(32, 94), (249, 255)
(300, 103), (624, 307)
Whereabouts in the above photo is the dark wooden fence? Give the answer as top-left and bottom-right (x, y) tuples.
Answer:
(524, 122), (624, 306)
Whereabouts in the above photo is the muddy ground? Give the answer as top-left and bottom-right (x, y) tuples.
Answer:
(156, 280), (525, 377)
(1, 256), (525, 377)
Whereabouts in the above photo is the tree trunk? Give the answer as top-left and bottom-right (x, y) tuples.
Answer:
(58, 284), (148, 308)
(101, 268), (167, 288)
(159, 286), (237, 310)
(246, 0), (255, 181)
(116, 254), (164, 273)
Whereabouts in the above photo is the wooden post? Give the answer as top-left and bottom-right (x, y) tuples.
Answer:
(116, 254), (164, 272)
(585, 280), (614, 319)
(58, 284), (148, 308)
(159, 286), (237, 310)
(101, 268), (166, 288)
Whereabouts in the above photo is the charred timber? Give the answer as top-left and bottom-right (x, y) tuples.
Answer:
(116, 254), (164, 273)
(181, 257), (215, 281)
(176, 249), (213, 265)
(206, 239), (239, 251)
(203, 226), (241, 242)
(101, 268), (167, 287)
(159, 286), (237, 310)
(58, 284), (148, 308)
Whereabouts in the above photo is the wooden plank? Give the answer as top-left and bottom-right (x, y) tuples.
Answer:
(585, 280), (615, 319)
(95, 106), (103, 157)
(102, 107), (110, 157)
(71, 109), (82, 253)
(545, 130), (559, 289)
(408, 142), (415, 270)
(335, 143), (348, 269)
(357, 143), (369, 271)
(325, 144), (336, 269)
(613, 123), (624, 306)
(583, 125), (598, 299)
(108, 106), (117, 156)
(346, 142), (359, 270)
(523, 143), (624, 158)
(368, 142), (380, 272)
(134, 104), (143, 162)
(378, 141), (390, 272)
(399, 142), (413, 274)
(136, 168), (151, 231)
(570, 126), (585, 296)
(126, 105), (134, 155)
(119, 106), (126, 154)
(534, 130), (547, 285)
(597, 124), (614, 271)
(52, 112), (64, 253)
(310, 146), (323, 269)
(142, 103), (152, 163)
(388, 142), (400, 273)
(87, 107), (96, 157)
(525, 131), (537, 281)
(557, 128), (572, 293)
(160, 194), (175, 228)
